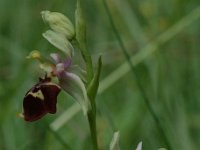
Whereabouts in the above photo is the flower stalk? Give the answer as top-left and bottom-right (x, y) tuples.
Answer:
(75, 1), (101, 149)
(87, 109), (98, 150)
(87, 56), (102, 150)
(75, 0), (94, 84)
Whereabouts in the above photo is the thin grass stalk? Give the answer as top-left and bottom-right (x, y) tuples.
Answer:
(99, 5), (200, 93)
(102, 0), (173, 149)
(47, 126), (72, 150)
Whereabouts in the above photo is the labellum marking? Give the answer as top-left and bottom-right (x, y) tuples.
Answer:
(28, 90), (45, 101)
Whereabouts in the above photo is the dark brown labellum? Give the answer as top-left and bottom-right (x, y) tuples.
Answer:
(23, 77), (61, 122)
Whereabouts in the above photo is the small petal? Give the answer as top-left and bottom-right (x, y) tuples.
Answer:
(54, 63), (65, 76)
(50, 53), (72, 69)
(59, 72), (91, 115)
(41, 10), (75, 40)
(43, 30), (74, 57)
(50, 53), (62, 64)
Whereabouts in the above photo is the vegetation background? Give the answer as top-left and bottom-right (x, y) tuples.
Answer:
(0, 0), (200, 149)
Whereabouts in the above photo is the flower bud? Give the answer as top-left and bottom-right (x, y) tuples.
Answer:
(41, 10), (75, 40)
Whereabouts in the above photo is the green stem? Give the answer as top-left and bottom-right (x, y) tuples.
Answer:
(75, 1), (98, 148)
(75, 39), (94, 85)
(102, 0), (173, 149)
(75, 39), (98, 149)
(75, 0), (94, 84)
(86, 56), (102, 150)
(87, 107), (98, 150)
(81, 45), (94, 84)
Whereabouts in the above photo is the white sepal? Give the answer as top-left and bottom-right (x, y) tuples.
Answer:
(59, 72), (91, 115)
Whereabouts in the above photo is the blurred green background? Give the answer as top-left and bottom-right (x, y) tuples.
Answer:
(1, 0), (200, 149)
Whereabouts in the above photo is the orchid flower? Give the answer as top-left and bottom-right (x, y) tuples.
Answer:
(21, 10), (91, 122)
(50, 53), (91, 116)
(21, 3), (102, 150)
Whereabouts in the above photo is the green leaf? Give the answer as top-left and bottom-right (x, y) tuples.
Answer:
(87, 56), (102, 103)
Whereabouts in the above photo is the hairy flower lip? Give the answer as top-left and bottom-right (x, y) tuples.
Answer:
(23, 76), (61, 122)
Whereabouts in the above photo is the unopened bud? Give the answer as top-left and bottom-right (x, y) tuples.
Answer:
(41, 10), (75, 40)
